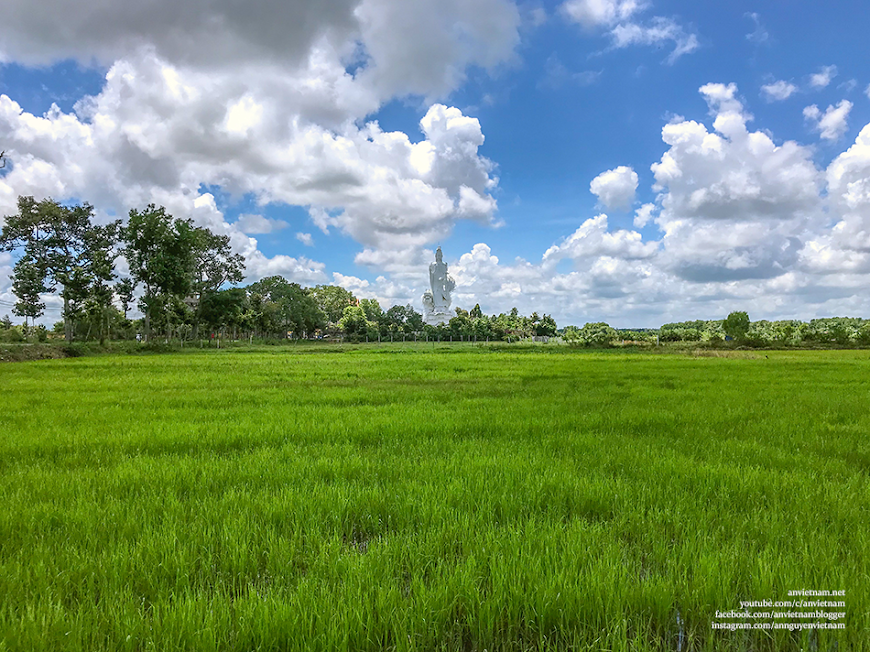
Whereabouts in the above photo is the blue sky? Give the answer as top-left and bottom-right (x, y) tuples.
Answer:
(2, 0), (870, 326)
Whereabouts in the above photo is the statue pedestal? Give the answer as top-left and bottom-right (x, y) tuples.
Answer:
(424, 310), (452, 326)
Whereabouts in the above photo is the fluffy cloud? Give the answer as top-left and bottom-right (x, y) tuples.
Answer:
(651, 83), (822, 282)
(352, 0), (521, 100)
(761, 80), (796, 102)
(331, 270), (418, 309)
(809, 65), (838, 89)
(802, 123), (870, 274)
(235, 214), (288, 234)
(560, 0), (644, 28)
(245, 251), (328, 284)
(543, 214), (657, 262)
(324, 90), (870, 323)
(804, 100), (853, 141)
(590, 165), (638, 210)
(609, 18), (699, 63)
(446, 239), (668, 324)
(633, 203), (655, 228)
(0, 0), (519, 301)
(0, 0), (357, 68)
(0, 54), (500, 266)
(364, 86), (870, 323)
(560, 0), (697, 63)
(4, 0), (870, 329)
(0, 0), (520, 104)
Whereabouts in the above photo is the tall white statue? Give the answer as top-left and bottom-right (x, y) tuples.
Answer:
(422, 246), (455, 325)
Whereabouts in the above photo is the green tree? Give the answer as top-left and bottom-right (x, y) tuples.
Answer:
(245, 276), (325, 337)
(338, 304), (369, 340)
(535, 314), (558, 337)
(122, 205), (197, 341)
(404, 305), (424, 333)
(189, 227), (245, 337)
(9, 257), (47, 326)
(80, 221), (121, 344)
(723, 311), (750, 341)
(359, 298), (385, 325)
(240, 291), (279, 337)
(1, 196), (121, 340)
(115, 278), (135, 319)
(448, 313), (471, 339)
(385, 304), (409, 333)
(565, 322), (617, 347)
(311, 285), (357, 324)
(199, 288), (246, 335)
(384, 304), (423, 335)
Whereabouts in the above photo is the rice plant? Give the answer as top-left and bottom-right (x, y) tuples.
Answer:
(0, 346), (866, 650)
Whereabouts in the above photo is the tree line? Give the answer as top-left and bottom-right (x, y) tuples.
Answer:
(1, 196), (560, 344)
(0, 197), (243, 344)
(562, 312), (870, 347)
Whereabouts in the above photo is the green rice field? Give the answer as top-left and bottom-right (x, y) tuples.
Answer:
(1, 345), (867, 651)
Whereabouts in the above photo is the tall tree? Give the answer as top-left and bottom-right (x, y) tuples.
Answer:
(311, 285), (357, 324)
(190, 227), (244, 337)
(1, 196), (120, 341)
(10, 257), (46, 326)
(359, 298), (384, 324)
(122, 205), (197, 341)
(245, 276), (325, 337)
(199, 288), (246, 335)
(115, 277), (135, 319)
(535, 314), (558, 337)
(338, 304), (370, 339)
(79, 221), (121, 344)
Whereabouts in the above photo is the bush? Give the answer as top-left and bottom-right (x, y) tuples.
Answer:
(0, 326), (25, 343)
(564, 322), (617, 347)
(723, 311), (750, 341)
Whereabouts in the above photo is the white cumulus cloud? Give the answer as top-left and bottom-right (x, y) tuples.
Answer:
(543, 214), (657, 263)
(0, 0), (519, 290)
(761, 80), (796, 102)
(810, 65), (838, 89)
(235, 214), (288, 234)
(804, 100), (853, 141)
(560, 0), (697, 63)
(560, 0), (644, 28)
(590, 165), (638, 210)
(651, 83), (822, 282)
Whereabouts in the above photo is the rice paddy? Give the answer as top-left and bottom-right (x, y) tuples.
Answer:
(0, 345), (867, 651)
